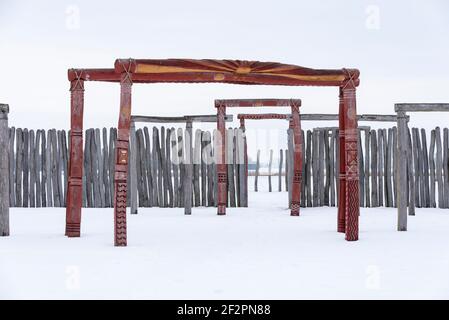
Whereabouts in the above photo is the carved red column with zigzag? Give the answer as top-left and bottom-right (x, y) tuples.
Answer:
(66, 70), (85, 237)
(216, 103), (227, 215)
(290, 100), (302, 216)
(342, 69), (360, 241)
(113, 59), (136, 246)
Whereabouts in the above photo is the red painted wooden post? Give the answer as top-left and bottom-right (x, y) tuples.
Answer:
(290, 100), (302, 216)
(216, 102), (227, 215)
(342, 69), (360, 241)
(113, 59), (135, 246)
(66, 70), (85, 237)
(338, 87), (346, 233)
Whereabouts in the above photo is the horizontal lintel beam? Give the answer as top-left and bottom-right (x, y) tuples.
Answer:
(131, 114), (233, 123)
(215, 99), (301, 108)
(395, 103), (449, 112)
(313, 126), (371, 131)
(237, 113), (291, 120)
(300, 114), (404, 122)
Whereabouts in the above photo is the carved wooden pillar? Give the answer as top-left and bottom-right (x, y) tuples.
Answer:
(216, 103), (227, 215)
(337, 87), (346, 233)
(113, 60), (135, 246)
(342, 70), (360, 241)
(290, 100), (302, 216)
(66, 70), (85, 237)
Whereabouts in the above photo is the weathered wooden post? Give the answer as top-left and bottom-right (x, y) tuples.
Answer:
(238, 125), (248, 207)
(268, 149), (273, 192)
(396, 110), (408, 230)
(0, 104), (9, 236)
(184, 121), (193, 215)
(278, 149), (283, 192)
(255, 150), (260, 192)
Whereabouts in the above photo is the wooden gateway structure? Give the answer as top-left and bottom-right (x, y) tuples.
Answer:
(233, 103), (302, 214)
(237, 111), (297, 209)
(65, 58), (361, 246)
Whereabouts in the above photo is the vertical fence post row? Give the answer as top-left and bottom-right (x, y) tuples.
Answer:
(6, 124), (449, 212)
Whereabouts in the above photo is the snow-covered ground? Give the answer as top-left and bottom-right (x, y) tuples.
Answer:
(1, 180), (449, 299)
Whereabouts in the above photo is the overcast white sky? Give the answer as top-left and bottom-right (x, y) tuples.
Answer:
(1, 0), (448, 141)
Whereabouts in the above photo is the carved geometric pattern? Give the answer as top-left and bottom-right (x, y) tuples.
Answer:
(290, 102), (300, 112)
(217, 204), (226, 215)
(71, 129), (83, 137)
(237, 113), (290, 120)
(293, 171), (302, 183)
(70, 69), (85, 91)
(342, 68), (359, 90)
(345, 141), (357, 151)
(119, 59), (135, 85)
(118, 149), (128, 165)
(66, 223), (80, 237)
(291, 201), (300, 216)
(135, 59), (352, 87)
(218, 173), (227, 183)
(115, 182), (127, 246)
(216, 104), (225, 113)
(345, 138), (359, 177)
(345, 180), (359, 241)
(346, 150), (358, 166)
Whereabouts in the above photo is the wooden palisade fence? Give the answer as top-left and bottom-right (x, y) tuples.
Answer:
(6, 124), (449, 210)
(254, 126), (449, 209)
(7, 126), (245, 209)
